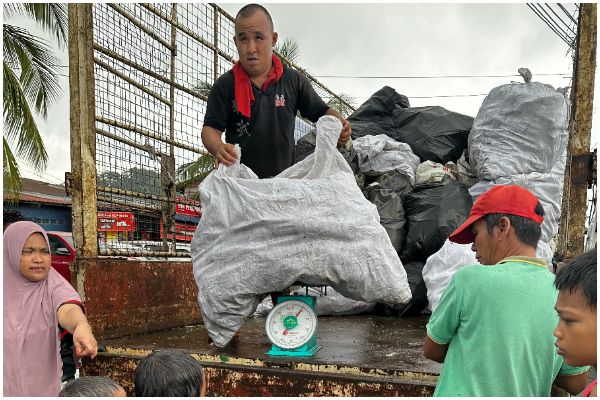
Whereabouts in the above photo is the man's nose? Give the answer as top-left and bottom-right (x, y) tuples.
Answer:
(246, 38), (257, 53)
(471, 242), (477, 252)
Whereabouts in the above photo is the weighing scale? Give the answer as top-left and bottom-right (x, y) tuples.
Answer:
(265, 293), (322, 357)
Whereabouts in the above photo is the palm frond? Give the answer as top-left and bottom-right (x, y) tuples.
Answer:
(192, 81), (212, 98)
(6, 3), (68, 46)
(3, 61), (48, 171)
(3, 24), (62, 117)
(275, 37), (300, 65)
(3, 136), (22, 203)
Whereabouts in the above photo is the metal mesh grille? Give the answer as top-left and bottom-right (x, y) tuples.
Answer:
(91, 3), (353, 257)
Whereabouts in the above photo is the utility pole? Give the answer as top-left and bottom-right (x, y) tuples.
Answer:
(556, 3), (597, 262)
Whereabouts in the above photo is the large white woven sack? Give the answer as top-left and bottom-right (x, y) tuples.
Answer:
(191, 116), (411, 347)
(468, 151), (566, 243)
(469, 80), (568, 180)
(423, 238), (554, 313)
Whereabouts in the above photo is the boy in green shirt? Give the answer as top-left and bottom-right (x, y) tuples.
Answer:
(424, 185), (589, 396)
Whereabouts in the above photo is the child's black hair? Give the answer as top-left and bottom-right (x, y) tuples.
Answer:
(555, 249), (597, 311)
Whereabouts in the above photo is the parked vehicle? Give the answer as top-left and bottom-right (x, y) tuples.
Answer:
(46, 231), (76, 283)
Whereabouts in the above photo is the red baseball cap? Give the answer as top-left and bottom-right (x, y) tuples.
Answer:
(448, 185), (544, 244)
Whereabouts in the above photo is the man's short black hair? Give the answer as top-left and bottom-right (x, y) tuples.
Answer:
(59, 376), (123, 397)
(483, 202), (545, 247)
(134, 350), (205, 397)
(235, 4), (274, 31)
(555, 249), (597, 311)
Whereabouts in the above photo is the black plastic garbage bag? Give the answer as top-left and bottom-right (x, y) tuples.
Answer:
(373, 260), (427, 317)
(365, 186), (406, 254)
(397, 260), (428, 317)
(349, 120), (396, 141)
(401, 176), (472, 261)
(295, 129), (317, 163)
(391, 106), (473, 164)
(363, 170), (413, 254)
(348, 86), (410, 123)
(295, 129), (359, 173)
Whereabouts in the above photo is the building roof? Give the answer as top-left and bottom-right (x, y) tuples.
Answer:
(5, 178), (71, 206)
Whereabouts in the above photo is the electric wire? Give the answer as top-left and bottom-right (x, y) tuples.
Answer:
(527, 3), (573, 47)
(544, 3), (577, 36)
(537, 3), (576, 44)
(557, 3), (578, 25)
(314, 73), (570, 79)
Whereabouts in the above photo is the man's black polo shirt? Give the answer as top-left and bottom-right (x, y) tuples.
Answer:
(203, 66), (330, 178)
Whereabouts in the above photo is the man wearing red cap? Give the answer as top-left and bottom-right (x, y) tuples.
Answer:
(423, 185), (589, 396)
(201, 4), (351, 179)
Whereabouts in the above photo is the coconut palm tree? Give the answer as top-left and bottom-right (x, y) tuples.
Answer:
(3, 3), (67, 200)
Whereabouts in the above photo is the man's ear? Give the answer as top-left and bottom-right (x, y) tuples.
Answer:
(272, 32), (278, 48)
(498, 216), (512, 238)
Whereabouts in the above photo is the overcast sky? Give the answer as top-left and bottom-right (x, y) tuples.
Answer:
(6, 2), (598, 185)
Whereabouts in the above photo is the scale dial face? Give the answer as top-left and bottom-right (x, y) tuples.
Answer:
(265, 300), (317, 349)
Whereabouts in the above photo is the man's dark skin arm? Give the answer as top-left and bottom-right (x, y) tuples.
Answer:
(423, 334), (449, 363)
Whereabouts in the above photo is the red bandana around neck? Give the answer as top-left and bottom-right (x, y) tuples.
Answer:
(233, 54), (283, 119)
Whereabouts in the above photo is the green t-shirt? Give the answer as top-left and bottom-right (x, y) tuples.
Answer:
(427, 256), (589, 397)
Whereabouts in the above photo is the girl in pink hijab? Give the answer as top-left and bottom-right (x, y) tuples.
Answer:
(3, 221), (98, 396)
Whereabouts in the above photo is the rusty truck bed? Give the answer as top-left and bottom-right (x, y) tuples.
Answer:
(82, 314), (440, 396)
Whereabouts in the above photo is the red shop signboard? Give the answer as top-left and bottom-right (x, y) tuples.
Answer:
(97, 211), (136, 232)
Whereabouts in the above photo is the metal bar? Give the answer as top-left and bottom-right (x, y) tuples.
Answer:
(69, 4), (99, 266)
(556, 3), (597, 261)
(98, 185), (201, 208)
(93, 44), (208, 102)
(163, 3), (179, 252)
(97, 195), (162, 213)
(212, 3), (235, 23)
(96, 127), (167, 156)
(94, 57), (171, 105)
(98, 250), (191, 258)
(98, 185), (166, 203)
(108, 3), (174, 51)
(213, 4), (219, 82)
(96, 116), (208, 155)
(141, 3), (237, 65)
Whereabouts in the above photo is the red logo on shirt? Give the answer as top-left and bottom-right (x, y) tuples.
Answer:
(275, 94), (285, 107)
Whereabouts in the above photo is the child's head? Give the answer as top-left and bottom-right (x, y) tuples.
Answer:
(59, 376), (126, 397)
(134, 350), (206, 397)
(554, 249), (597, 367)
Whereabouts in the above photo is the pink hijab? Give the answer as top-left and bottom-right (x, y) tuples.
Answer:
(3, 221), (81, 396)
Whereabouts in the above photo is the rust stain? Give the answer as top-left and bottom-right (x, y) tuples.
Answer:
(92, 345), (437, 397)
(80, 259), (201, 339)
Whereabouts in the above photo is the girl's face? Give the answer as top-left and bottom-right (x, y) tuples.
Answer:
(19, 233), (51, 282)
(554, 288), (597, 367)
